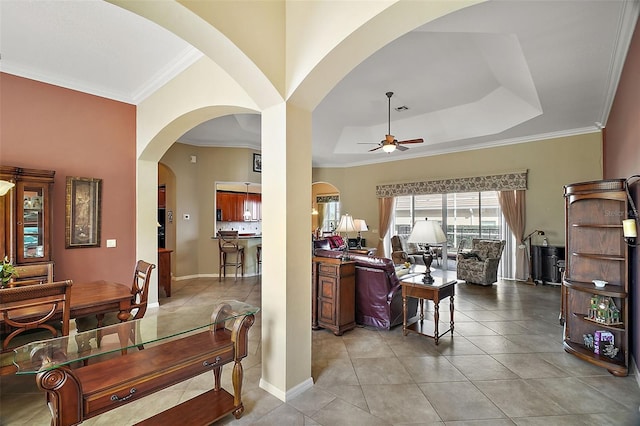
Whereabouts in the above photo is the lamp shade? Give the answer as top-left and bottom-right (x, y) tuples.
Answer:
(353, 219), (368, 232)
(408, 218), (447, 244)
(336, 214), (357, 233)
(0, 180), (15, 196)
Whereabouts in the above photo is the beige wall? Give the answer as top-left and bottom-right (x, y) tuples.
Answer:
(314, 132), (603, 251)
(163, 132), (602, 279)
(159, 143), (260, 278)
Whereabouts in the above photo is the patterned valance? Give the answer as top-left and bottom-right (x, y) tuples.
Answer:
(316, 194), (339, 203)
(376, 171), (528, 198)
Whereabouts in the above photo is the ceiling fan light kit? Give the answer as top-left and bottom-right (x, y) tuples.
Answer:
(367, 92), (424, 153)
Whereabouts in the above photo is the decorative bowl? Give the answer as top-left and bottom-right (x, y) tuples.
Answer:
(592, 280), (607, 288)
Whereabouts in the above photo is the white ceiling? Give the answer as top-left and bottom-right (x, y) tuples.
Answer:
(1, 1), (638, 168)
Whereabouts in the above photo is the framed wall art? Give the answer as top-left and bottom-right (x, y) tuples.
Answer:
(65, 176), (102, 248)
(253, 153), (262, 173)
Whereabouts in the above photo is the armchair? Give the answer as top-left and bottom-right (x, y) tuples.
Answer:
(391, 235), (425, 265)
(456, 239), (506, 286)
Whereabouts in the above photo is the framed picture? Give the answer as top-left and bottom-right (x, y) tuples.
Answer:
(253, 153), (262, 173)
(65, 177), (102, 248)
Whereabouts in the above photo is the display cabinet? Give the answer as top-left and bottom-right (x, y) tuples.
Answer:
(0, 166), (55, 269)
(562, 179), (629, 376)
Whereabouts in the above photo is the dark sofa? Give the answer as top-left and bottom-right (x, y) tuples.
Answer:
(314, 249), (418, 329)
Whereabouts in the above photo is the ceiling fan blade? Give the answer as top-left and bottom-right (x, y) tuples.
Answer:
(357, 142), (380, 145)
(368, 145), (382, 152)
(396, 144), (409, 151)
(398, 138), (424, 144)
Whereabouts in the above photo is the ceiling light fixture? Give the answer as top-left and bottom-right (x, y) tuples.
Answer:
(382, 143), (396, 153)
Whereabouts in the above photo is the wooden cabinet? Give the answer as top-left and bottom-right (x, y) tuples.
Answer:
(312, 257), (355, 335)
(216, 191), (261, 222)
(158, 248), (173, 297)
(531, 245), (565, 285)
(216, 191), (238, 222)
(562, 179), (629, 376)
(0, 166), (55, 270)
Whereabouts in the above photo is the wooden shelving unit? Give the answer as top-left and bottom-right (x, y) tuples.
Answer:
(562, 179), (629, 376)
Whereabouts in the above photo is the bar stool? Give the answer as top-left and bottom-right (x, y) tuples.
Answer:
(218, 231), (245, 281)
(256, 244), (262, 274)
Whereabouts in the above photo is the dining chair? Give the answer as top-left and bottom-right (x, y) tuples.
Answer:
(0, 279), (72, 375)
(218, 231), (245, 281)
(75, 260), (155, 353)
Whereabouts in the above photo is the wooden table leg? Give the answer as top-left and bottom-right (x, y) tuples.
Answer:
(402, 294), (408, 336)
(450, 294), (455, 334)
(434, 301), (440, 345)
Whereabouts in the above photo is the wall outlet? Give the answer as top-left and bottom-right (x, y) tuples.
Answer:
(106, 239), (117, 248)
(183, 214), (190, 220)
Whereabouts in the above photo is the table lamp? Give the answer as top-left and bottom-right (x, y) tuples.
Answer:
(353, 219), (368, 249)
(408, 218), (447, 284)
(336, 214), (357, 261)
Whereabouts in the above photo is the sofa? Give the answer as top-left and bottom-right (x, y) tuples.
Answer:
(456, 239), (506, 286)
(314, 248), (418, 329)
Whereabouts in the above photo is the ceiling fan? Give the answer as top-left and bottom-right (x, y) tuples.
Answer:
(362, 91), (424, 153)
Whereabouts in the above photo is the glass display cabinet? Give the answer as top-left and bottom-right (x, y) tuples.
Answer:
(14, 300), (259, 425)
(0, 166), (54, 268)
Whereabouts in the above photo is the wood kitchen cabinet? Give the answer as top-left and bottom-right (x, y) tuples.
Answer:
(216, 191), (261, 222)
(216, 191), (239, 222)
(0, 166), (55, 270)
(312, 257), (356, 335)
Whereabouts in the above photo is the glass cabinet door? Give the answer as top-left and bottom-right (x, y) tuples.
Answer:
(17, 182), (49, 263)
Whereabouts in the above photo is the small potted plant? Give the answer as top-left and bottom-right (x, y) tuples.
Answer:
(0, 256), (17, 288)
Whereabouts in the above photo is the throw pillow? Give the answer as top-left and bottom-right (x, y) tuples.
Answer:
(462, 251), (481, 260)
(327, 235), (345, 249)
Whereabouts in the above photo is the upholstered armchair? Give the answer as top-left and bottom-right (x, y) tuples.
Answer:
(456, 239), (506, 286)
(391, 235), (425, 265)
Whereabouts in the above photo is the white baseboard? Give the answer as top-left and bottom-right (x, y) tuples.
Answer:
(259, 377), (314, 402)
(174, 272), (259, 281)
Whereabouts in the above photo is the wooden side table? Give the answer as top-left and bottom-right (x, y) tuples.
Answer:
(311, 257), (356, 335)
(401, 274), (457, 344)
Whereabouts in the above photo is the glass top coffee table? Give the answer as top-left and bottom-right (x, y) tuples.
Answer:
(400, 272), (457, 344)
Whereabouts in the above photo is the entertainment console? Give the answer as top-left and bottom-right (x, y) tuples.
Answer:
(13, 301), (258, 425)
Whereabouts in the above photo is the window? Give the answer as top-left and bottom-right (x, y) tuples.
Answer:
(394, 191), (507, 271)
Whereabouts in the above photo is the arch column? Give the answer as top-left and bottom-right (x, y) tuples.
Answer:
(259, 100), (313, 400)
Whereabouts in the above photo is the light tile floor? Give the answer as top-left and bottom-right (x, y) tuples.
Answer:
(1, 274), (640, 425)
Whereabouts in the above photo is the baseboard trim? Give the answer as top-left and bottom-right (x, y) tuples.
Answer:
(174, 272), (259, 281)
(259, 377), (314, 402)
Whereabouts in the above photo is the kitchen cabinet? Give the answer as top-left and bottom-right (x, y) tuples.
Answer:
(216, 191), (261, 222)
(0, 166), (55, 270)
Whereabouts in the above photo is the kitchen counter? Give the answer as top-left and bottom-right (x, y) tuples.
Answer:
(212, 234), (262, 239)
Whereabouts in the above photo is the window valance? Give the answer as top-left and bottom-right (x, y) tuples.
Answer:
(376, 171), (527, 198)
(316, 194), (339, 203)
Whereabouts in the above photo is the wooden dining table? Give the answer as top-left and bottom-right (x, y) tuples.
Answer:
(1, 280), (132, 327)
(69, 280), (132, 321)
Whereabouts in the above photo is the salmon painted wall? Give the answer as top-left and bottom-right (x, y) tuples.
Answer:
(604, 21), (640, 374)
(0, 73), (136, 285)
